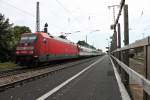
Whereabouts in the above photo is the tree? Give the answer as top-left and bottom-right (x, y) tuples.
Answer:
(12, 26), (31, 45)
(0, 13), (31, 62)
(0, 13), (13, 62)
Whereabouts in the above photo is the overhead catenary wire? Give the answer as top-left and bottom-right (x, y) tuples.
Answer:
(55, 0), (71, 14)
(0, 0), (86, 33)
(0, 0), (35, 17)
(0, 0), (65, 32)
(54, 0), (82, 26)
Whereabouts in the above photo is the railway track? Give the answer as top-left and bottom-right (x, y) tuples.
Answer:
(0, 56), (99, 91)
(0, 68), (24, 78)
(0, 58), (84, 78)
(0, 62), (63, 78)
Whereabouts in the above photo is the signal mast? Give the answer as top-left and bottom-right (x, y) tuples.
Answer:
(36, 1), (40, 32)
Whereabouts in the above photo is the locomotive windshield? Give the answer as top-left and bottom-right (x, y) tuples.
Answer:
(20, 34), (37, 43)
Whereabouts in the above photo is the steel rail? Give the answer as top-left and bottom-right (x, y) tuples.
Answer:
(0, 58), (90, 78)
(0, 63), (62, 78)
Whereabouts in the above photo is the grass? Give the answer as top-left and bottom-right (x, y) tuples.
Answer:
(0, 62), (18, 71)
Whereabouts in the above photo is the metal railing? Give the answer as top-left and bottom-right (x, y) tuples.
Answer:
(111, 36), (150, 100)
(111, 55), (150, 95)
(113, 37), (149, 52)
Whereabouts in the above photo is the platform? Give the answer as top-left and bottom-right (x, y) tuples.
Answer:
(0, 55), (122, 100)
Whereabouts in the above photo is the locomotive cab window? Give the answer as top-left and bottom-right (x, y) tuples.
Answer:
(20, 34), (37, 43)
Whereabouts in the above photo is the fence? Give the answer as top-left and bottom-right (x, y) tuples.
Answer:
(111, 36), (150, 100)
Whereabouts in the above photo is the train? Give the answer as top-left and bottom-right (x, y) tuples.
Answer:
(15, 32), (103, 65)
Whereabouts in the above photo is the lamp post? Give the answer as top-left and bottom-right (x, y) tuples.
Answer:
(86, 29), (100, 43)
(64, 29), (100, 49)
(106, 38), (110, 55)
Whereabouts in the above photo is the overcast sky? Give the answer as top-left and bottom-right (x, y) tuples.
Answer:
(0, 0), (150, 51)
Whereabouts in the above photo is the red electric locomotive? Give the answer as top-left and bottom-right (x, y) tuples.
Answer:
(15, 32), (79, 64)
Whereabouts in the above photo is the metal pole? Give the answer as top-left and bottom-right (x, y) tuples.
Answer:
(123, 4), (132, 98)
(144, 46), (148, 100)
(114, 29), (118, 50)
(86, 35), (87, 43)
(118, 23), (121, 48)
(36, 2), (40, 32)
(123, 4), (129, 66)
(124, 5), (129, 45)
(145, 45), (150, 100)
(117, 23), (121, 73)
(113, 7), (116, 23)
(118, 23), (121, 60)
(114, 0), (125, 27)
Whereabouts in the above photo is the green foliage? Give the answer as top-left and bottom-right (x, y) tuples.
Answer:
(0, 62), (17, 71)
(0, 13), (31, 62)
(12, 26), (31, 44)
(0, 14), (13, 62)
